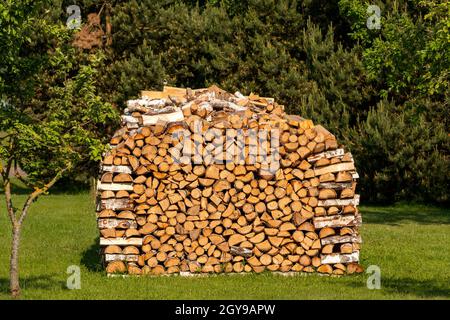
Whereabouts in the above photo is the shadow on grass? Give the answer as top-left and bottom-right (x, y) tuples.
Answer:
(0, 274), (65, 295)
(80, 237), (103, 273)
(381, 277), (450, 299)
(345, 276), (450, 299)
(362, 205), (450, 226)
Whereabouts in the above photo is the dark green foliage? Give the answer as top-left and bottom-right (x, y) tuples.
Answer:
(338, 0), (449, 203)
(27, 0), (450, 203)
(298, 21), (374, 126)
(349, 100), (449, 203)
(181, 0), (250, 17)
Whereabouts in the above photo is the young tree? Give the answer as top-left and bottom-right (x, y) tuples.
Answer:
(0, 1), (117, 298)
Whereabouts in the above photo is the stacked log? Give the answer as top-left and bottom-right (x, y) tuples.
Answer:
(96, 85), (363, 276)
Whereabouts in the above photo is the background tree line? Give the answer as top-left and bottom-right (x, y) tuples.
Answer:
(5, 0), (450, 204)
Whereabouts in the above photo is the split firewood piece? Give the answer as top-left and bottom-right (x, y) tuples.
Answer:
(315, 158), (330, 167)
(246, 256), (261, 267)
(343, 205), (357, 214)
(101, 172), (113, 183)
(101, 190), (115, 199)
(249, 233), (265, 244)
(340, 188), (355, 199)
(299, 255), (311, 266)
(205, 165), (220, 179)
(104, 245), (122, 254)
(318, 189), (337, 200)
(97, 209), (116, 219)
(128, 156), (140, 170)
(125, 229), (140, 238)
(123, 246), (140, 255)
(347, 263), (364, 274)
(321, 244), (334, 254)
(260, 254), (272, 266)
(319, 227), (336, 238)
(113, 173), (133, 183)
(340, 243), (354, 254)
(327, 206), (340, 215)
(298, 221), (315, 232)
(279, 222), (296, 232)
(335, 171), (353, 183)
(228, 234), (246, 246)
(317, 264), (333, 274)
(106, 261), (127, 274)
(116, 190), (130, 198)
(319, 172), (335, 183)
(100, 229), (116, 238)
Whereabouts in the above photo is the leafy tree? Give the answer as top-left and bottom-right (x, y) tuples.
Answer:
(0, 1), (117, 298)
(339, 0), (449, 99)
(349, 100), (449, 203)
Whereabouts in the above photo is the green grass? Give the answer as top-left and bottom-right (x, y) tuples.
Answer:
(0, 193), (449, 299)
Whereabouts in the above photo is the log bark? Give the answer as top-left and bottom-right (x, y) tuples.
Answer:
(313, 214), (362, 229)
(320, 252), (359, 264)
(100, 238), (143, 246)
(317, 195), (360, 207)
(321, 234), (362, 245)
(314, 162), (355, 176)
(97, 182), (134, 191)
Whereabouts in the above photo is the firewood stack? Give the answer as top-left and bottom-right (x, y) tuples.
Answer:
(96, 85), (363, 276)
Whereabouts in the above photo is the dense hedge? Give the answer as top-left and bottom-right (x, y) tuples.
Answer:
(49, 0), (448, 204)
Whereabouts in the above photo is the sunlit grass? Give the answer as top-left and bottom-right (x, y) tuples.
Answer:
(0, 194), (449, 299)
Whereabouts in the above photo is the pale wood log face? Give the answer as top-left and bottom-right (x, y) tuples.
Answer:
(97, 86), (363, 276)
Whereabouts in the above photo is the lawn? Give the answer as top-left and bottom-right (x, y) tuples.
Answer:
(0, 193), (449, 300)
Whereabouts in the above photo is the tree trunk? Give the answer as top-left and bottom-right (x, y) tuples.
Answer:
(3, 167), (68, 299)
(10, 224), (21, 299)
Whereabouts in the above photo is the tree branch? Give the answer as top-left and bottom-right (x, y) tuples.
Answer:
(18, 165), (71, 226)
